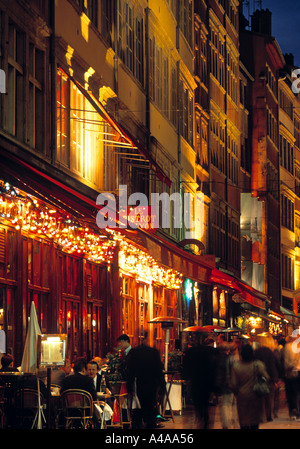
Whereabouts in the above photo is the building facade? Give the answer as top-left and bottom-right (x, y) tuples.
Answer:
(1, 1), (300, 366)
(0, 0), (214, 364)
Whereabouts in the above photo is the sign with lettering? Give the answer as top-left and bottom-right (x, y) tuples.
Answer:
(121, 206), (158, 233)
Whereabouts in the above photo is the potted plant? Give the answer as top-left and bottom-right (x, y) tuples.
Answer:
(105, 349), (124, 393)
(168, 350), (183, 374)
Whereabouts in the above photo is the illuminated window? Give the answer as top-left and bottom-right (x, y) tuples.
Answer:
(117, 1), (144, 85)
(73, 0), (97, 26)
(155, 45), (162, 109)
(56, 69), (119, 191)
(2, 19), (45, 151)
(122, 276), (134, 339)
(280, 134), (294, 174)
(281, 254), (294, 290)
(281, 194), (294, 232)
(170, 66), (177, 127)
(179, 0), (193, 47)
(125, 2), (133, 71)
(117, 0), (123, 59)
(7, 22), (24, 141)
(135, 17), (143, 84)
(180, 80), (193, 146)
(102, 0), (112, 45)
(28, 44), (44, 151)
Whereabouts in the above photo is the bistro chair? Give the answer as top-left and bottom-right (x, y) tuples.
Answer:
(0, 386), (5, 428)
(60, 389), (94, 429)
(50, 384), (63, 428)
(15, 388), (46, 429)
(106, 382), (131, 429)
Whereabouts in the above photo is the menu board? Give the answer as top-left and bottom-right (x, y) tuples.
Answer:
(38, 334), (67, 367)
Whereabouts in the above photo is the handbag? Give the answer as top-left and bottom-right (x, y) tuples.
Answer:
(253, 362), (270, 396)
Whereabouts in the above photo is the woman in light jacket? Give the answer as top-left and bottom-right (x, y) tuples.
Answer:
(231, 344), (269, 429)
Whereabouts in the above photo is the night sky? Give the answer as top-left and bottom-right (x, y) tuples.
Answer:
(243, 0), (300, 67)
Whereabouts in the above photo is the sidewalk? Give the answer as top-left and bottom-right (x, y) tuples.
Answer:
(162, 395), (300, 430)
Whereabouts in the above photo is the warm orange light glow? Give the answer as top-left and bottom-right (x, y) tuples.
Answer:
(119, 240), (182, 289)
(80, 13), (90, 42)
(0, 181), (116, 263)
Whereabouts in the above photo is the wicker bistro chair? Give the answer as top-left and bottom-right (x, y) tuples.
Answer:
(15, 388), (46, 429)
(0, 386), (5, 428)
(60, 389), (95, 429)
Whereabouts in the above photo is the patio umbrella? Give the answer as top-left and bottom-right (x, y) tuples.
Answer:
(148, 316), (186, 371)
(219, 326), (242, 333)
(182, 325), (223, 333)
(21, 301), (41, 373)
(20, 301), (43, 429)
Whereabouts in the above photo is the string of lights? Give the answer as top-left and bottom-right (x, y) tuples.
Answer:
(0, 180), (183, 289)
(0, 180), (116, 263)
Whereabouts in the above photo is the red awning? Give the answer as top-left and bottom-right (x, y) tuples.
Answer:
(235, 280), (270, 310)
(0, 152), (132, 229)
(209, 268), (241, 291)
(209, 268), (270, 310)
(1, 153), (97, 219)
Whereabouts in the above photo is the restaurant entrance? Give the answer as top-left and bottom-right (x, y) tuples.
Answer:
(0, 285), (15, 357)
(62, 298), (80, 361)
(86, 301), (104, 360)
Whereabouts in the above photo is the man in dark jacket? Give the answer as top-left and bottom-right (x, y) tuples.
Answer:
(87, 360), (111, 394)
(60, 357), (97, 401)
(126, 338), (165, 429)
(0, 354), (19, 372)
(183, 337), (217, 429)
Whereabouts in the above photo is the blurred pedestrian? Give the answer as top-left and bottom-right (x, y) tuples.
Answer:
(283, 333), (300, 420)
(215, 341), (238, 429)
(231, 344), (269, 429)
(255, 338), (279, 422)
(126, 334), (165, 429)
(273, 336), (285, 418)
(183, 336), (217, 429)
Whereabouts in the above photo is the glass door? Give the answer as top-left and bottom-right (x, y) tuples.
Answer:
(0, 285), (15, 356)
(62, 299), (80, 361)
(87, 302), (103, 360)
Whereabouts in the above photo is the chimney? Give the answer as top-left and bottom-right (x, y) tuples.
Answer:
(284, 53), (295, 67)
(251, 9), (272, 35)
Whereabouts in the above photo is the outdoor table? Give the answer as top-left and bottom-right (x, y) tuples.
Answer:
(96, 392), (113, 428)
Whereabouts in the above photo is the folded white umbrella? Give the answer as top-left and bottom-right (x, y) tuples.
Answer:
(20, 301), (43, 429)
(20, 301), (41, 373)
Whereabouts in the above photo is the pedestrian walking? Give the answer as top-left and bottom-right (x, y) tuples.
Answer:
(283, 334), (300, 420)
(126, 335), (165, 429)
(273, 336), (285, 418)
(183, 336), (217, 429)
(231, 344), (269, 429)
(215, 341), (239, 429)
(254, 338), (279, 422)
